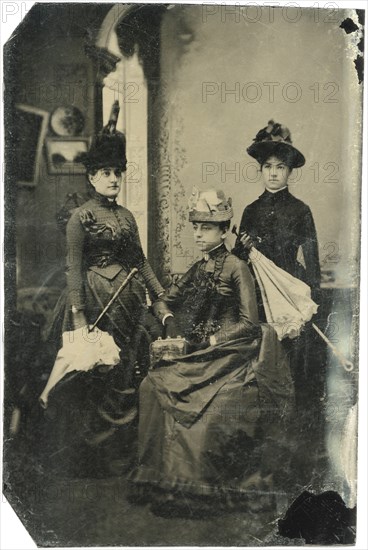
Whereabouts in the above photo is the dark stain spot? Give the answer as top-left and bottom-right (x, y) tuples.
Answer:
(354, 56), (364, 84)
(356, 9), (365, 27)
(278, 490), (356, 545)
(340, 18), (359, 34)
(339, 12), (364, 84)
(357, 37), (364, 54)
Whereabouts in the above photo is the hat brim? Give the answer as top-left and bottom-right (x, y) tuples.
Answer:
(247, 141), (305, 168)
(80, 157), (127, 171)
(189, 209), (233, 222)
(78, 133), (127, 171)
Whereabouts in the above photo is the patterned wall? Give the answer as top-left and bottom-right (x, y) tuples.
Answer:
(154, 5), (361, 286)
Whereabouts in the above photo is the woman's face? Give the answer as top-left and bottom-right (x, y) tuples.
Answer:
(261, 156), (291, 191)
(88, 167), (123, 198)
(192, 222), (226, 252)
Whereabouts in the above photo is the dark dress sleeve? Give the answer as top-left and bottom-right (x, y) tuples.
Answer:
(152, 264), (198, 322)
(65, 209), (86, 311)
(232, 206), (252, 261)
(301, 207), (321, 291)
(213, 257), (260, 345)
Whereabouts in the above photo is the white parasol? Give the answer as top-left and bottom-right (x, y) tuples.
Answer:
(234, 229), (356, 500)
(233, 226), (353, 372)
(249, 246), (318, 340)
(39, 268), (138, 407)
(39, 327), (120, 408)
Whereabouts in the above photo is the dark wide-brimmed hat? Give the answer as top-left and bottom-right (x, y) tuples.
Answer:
(247, 120), (305, 168)
(188, 187), (233, 222)
(77, 131), (127, 172)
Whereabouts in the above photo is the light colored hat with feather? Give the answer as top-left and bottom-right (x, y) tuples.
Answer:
(188, 187), (233, 222)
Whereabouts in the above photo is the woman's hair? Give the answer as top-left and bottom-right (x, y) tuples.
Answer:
(259, 143), (295, 170)
(219, 221), (231, 232)
(191, 221), (230, 232)
(87, 168), (99, 177)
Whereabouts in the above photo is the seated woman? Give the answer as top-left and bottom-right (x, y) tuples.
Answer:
(130, 188), (295, 515)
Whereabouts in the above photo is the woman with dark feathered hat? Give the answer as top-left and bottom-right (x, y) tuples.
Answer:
(65, 130), (163, 344)
(233, 121), (323, 486)
(42, 122), (164, 477)
(234, 120), (321, 296)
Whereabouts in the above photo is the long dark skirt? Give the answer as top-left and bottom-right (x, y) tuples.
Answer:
(131, 325), (295, 502)
(40, 267), (160, 477)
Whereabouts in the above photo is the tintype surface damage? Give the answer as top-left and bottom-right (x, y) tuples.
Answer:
(2, 2), (363, 547)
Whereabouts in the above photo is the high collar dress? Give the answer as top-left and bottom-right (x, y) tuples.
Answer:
(131, 245), (295, 504)
(43, 192), (164, 477)
(233, 187), (321, 292)
(233, 189), (324, 481)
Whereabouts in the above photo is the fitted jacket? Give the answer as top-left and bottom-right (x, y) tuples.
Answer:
(233, 188), (321, 290)
(66, 193), (163, 311)
(153, 244), (259, 345)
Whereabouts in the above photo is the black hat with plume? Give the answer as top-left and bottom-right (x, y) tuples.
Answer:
(247, 120), (305, 169)
(77, 101), (127, 172)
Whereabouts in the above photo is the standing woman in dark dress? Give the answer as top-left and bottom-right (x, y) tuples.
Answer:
(233, 120), (320, 296)
(65, 130), (164, 375)
(233, 120), (323, 482)
(41, 127), (164, 476)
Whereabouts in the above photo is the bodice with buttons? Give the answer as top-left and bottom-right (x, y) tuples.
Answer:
(65, 193), (163, 310)
(234, 187), (321, 289)
(78, 195), (144, 270)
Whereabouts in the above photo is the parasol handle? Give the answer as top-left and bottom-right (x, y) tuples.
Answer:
(88, 267), (139, 333)
(232, 224), (240, 237)
(312, 322), (354, 372)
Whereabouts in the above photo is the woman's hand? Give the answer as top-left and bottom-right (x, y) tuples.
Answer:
(164, 316), (179, 338)
(72, 310), (87, 330)
(239, 232), (254, 250)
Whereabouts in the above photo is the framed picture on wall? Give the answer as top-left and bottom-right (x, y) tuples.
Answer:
(45, 137), (90, 174)
(15, 104), (49, 187)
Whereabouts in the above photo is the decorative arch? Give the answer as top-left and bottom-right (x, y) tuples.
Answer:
(89, 4), (173, 284)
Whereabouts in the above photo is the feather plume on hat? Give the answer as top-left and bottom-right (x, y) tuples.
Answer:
(188, 188), (233, 222)
(76, 101), (127, 172)
(247, 119), (305, 169)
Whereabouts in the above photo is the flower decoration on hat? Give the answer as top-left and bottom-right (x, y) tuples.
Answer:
(188, 187), (233, 222)
(254, 119), (292, 143)
(188, 186), (200, 211)
(247, 119), (305, 169)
